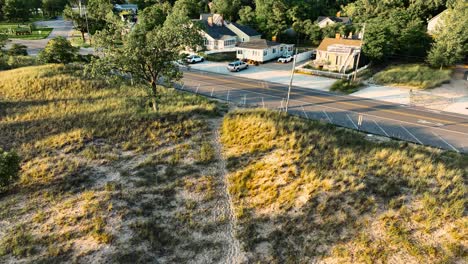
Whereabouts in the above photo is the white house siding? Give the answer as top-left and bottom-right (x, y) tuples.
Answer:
(318, 18), (335, 28)
(236, 44), (293, 62)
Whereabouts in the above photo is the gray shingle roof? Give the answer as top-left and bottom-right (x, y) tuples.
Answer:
(237, 39), (282, 50)
(200, 20), (237, 40)
(317, 16), (351, 24)
(231, 22), (261, 37)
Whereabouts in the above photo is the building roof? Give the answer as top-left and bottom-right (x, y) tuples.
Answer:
(231, 22), (261, 37)
(114, 4), (138, 11)
(428, 9), (448, 23)
(317, 16), (351, 24)
(317, 37), (362, 51)
(200, 20), (237, 40)
(237, 39), (283, 50)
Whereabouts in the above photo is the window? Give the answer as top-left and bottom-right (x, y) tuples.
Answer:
(224, 39), (236, 46)
(272, 48), (276, 54)
(280, 47), (284, 52)
(288, 46), (293, 52)
(237, 49), (243, 55)
(242, 37), (245, 42)
(263, 50), (267, 56)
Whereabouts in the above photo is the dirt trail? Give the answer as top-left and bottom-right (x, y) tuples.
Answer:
(209, 118), (246, 264)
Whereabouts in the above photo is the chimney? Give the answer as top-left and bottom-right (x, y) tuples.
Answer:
(208, 17), (213, 27)
(335, 33), (341, 39)
(336, 11), (341, 17)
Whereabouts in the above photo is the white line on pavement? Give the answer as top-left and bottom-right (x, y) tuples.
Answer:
(372, 120), (390, 137)
(347, 114), (358, 130)
(400, 124), (423, 145)
(432, 132), (459, 152)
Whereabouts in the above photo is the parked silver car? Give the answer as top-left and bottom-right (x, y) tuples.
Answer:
(227, 61), (249, 72)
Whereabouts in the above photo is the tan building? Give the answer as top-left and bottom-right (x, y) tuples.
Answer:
(427, 9), (448, 34)
(313, 36), (362, 73)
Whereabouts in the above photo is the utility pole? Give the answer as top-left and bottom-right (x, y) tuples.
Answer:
(285, 48), (298, 113)
(353, 23), (365, 81)
(79, 0), (82, 17)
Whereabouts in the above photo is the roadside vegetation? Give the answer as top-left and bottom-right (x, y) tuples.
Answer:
(330, 79), (363, 94)
(203, 52), (237, 62)
(0, 64), (233, 262)
(221, 109), (467, 263)
(374, 64), (452, 89)
(0, 23), (52, 40)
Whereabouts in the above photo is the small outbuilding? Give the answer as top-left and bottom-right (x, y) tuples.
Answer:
(317, 15), (351, 28)
(236, 39), (294, 63)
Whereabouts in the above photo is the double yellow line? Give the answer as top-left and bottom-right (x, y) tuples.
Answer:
(184, 72), (468, 129)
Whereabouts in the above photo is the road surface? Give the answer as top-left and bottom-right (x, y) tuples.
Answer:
(180, 70), (468, 153)
(6, 18), (73, 56)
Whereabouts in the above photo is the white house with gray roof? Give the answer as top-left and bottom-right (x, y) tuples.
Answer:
(236, 39), (294, 62)
(196, 14), (261, 51)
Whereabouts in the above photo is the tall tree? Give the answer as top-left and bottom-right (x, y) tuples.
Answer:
(211, 0), (241, 21)
(88, 3), (204, 112)
(42, 0), (68, 17)
(3, 0), (31, 21)
(427, 0), (468, 68)
(63, 5), (89, 42)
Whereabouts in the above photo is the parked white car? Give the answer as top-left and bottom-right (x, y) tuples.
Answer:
(278, 55), (293, 63)
(227, 61), (249, 72)
(186, 55), (204, 64)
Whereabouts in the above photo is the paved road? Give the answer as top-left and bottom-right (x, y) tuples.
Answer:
(180, 70), (468, 153)
(6, 18), (73, 55)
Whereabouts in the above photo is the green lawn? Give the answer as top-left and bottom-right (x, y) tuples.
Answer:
(373, 64), (452, 89)
(0, 23), (52, 40)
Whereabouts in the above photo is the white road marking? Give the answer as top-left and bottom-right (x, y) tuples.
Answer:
(400, 124), (423, 145)
(432, 132), (459, 152)
(301, 106), (309, 119)
(347, 114), (359, 130)
(322, 110), (332, 123)
(372, 120), (390, 137)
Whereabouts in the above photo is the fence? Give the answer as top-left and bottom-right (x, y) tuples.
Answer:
(296, 64), (370, 80)
(174, 71), (467, 154)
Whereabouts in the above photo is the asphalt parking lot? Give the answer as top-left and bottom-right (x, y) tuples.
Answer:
(190, 60), (335, 91)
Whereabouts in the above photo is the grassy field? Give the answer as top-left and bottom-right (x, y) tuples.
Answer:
(0, 23), (52, 40)
(373, 64), (452, 89)
(330, 79), (363, 94)
(0, 64), (234, 262)
(221, 109), (467, 263)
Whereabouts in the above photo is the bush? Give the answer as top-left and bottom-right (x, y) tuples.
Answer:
(205, 52), (237, 62)
(8, 44), (28, 56)
(330, 79), (363, 94)
(373, 64), (451, 89)
(7, 56), (37, 68)
(38, 36), (78, 64)
(0, 149), (21, 189)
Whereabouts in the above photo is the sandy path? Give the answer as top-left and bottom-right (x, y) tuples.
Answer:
(209, 118), (246, 264)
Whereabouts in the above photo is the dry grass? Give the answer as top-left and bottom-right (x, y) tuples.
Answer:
(221, 109), (467, 263)
(0, 64), (231, 262)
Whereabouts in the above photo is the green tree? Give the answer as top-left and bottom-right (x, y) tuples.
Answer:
(38, 36), (78, 63)
(42, 0), (68, 17)
(3, 0), (31, 21)
(427, 1), (467, 68)
(0, 149), (20, 189)
(138, 2), (172, 31)
(238, 6), (256, 26)
(64, 5), (89, 42)
(211, 0), (241, 21)
(89, 4), (204, 111)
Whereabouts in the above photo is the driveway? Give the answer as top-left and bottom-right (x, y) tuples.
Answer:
(190, 61), (335, 91)
(5, 18), (74, 56)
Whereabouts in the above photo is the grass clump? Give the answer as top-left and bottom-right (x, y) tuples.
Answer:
(373, 64), (452, 89)
(0, 148), (20, 189)
(221, 109), (467, 263)
(330, 79), (363, 94)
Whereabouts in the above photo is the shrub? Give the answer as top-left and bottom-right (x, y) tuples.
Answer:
(7, 56), (37, 68)
(38, 36), (78, 64)
(0, 149), (21, 189)
(8, 44), (28, 56)
(373, 64), (451, 89)
(330, 79), (363, 94)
